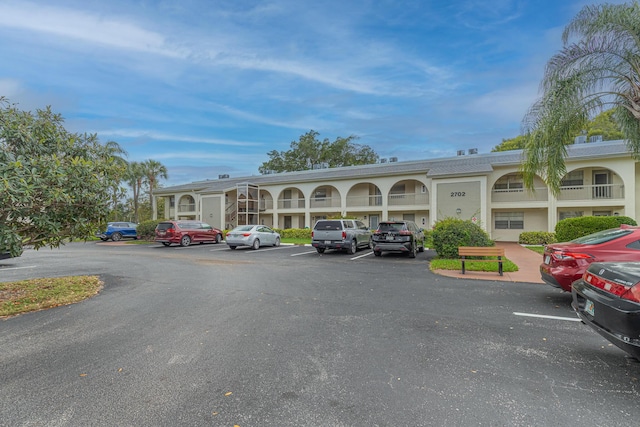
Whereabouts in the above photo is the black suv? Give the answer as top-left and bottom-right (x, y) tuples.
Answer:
(372, 220), (425, 258)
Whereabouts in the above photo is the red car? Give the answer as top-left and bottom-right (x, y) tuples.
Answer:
(155, 220), (223, 247)
(540, 225), (640, 292)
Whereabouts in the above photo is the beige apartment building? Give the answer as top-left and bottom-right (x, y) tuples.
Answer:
(153, 139), (638, 242)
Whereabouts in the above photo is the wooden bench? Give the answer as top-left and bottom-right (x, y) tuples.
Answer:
(458, 246), (505, 276)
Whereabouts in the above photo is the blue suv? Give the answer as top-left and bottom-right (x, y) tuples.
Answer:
(97, 222), (138, 242)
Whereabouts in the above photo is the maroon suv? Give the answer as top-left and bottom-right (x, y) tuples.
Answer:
(155, 220), (223, 247)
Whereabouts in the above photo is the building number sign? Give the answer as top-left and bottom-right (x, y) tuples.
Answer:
(450, 191), (466, 197)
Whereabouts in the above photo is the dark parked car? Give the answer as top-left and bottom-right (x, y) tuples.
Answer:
(97, 222), (138, 241)
(372, 220), (425, 258)
(155, 220), (223, 247)
(572, 262), (640, 360)
(540, 225), (640, 292)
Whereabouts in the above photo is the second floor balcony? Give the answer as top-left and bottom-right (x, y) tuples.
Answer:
(557, 184), (624, 201)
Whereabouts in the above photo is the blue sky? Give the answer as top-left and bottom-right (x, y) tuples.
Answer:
(0, 0), (624, 187)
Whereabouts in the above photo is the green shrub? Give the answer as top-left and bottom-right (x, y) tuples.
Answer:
(518, 231), (556, 245)
(274, 228), (312, 239)
(137, 219), (163, 239)
(431, 218), (493, 259)
(555, 215), (637, 242)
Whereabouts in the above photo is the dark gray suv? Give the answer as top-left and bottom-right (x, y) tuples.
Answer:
(371, 220), (425, 258)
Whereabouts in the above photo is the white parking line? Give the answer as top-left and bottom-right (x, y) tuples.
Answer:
(291, 250), (318, 257)
(513, 312), (582, 322)
(0, 265), (37, 271)
(351, 251), (374, 260)
(240, 246), (298, 253)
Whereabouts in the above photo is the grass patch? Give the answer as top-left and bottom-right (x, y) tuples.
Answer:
(429, 257), (518, 273)
(525, 245), (545, 255)
(281, 237), (311, 245)
(0, 276), (102, 317)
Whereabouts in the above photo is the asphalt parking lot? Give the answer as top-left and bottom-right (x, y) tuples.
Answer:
(2, 241), (640, 426)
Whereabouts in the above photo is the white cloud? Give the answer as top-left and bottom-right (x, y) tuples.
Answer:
(0, 1), (186, 58)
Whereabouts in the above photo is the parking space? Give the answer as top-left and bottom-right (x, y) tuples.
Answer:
(2, 241), (640, 426)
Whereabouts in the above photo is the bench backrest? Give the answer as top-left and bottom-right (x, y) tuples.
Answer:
(458, 246), (505, 257)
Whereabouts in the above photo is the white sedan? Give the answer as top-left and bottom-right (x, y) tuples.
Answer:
(226, 225), (281, 250)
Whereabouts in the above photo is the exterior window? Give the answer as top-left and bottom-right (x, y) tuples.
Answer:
(494, 174), (523, 190)
(593, 211), (612, 217)
(559, 211), (583, 221)
(495, 212), (524, 229)
(314, 187), (327, 201)
(561, 170), (584, 187)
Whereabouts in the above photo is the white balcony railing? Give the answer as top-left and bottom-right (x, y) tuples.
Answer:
(309, 196), (341, 208)
(277, 198), (306, 209)
(387, 192), (429, 206)
(557, 184), (624, 201)
(491, 187), (548, 203)
(346, 195), (383, 207)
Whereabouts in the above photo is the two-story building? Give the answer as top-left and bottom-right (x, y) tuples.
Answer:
(153, 139), (637, 241)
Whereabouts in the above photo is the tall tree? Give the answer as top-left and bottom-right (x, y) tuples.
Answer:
(259, 130), (379, 174)
(126, 161), (145, 223)
(522, 2), (640, 195)
(0, 98), (121, 256)
(142, 159), (168, 220)
(103, 140), (128, 220)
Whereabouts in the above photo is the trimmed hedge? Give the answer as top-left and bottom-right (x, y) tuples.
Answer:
(555, 215), (637, 242)
(273, 228), (312, 239)
(431, 218), (493, 259)
(518, 231), (556, 245)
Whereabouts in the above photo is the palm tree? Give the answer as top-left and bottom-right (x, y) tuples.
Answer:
(142, 159), (168, 220)
(101, 141), (128, 220)
(126, 161), (146, 223)
(522, 2), (640, 195)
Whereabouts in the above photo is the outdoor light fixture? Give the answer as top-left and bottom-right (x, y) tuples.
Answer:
(456, 208), (462, 215)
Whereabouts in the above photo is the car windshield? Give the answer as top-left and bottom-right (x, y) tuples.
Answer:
(232, 226), (254, 232)
(571, 228), (633, 245)
(378, 223), (404, 232)
(315, 221), (341, 230)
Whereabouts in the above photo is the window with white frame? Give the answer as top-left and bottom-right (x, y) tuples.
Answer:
(593, 211), (612, 217)
(559, 211), (583, 220)
(494, 174), (523, 190)
(561, 170), (584, 187)
(495, 212), (524, 229)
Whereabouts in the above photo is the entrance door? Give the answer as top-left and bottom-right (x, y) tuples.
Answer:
(593, 172), (610, 198)
(369, 214), (379, 230)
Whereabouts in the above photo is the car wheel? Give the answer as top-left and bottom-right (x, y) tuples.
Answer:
(274, 237), (280, 247)
(373, 250), (381, 257)
(347, 239), (357, 255)
(162, 242), (171, 247)
(229, 246), (237, 250)
(100, 238), (108, 242)
(111, 232), (122, 242)
(215, 234), (222, 244)
(409, 242), (417, 258)
(180, 235), (191, 247)
(418, 242), (425, 252)
(316, 247), (325, 254)
(252, 239), (260, 250)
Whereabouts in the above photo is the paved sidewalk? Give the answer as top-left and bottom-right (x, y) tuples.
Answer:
(432, 242), (544, 284)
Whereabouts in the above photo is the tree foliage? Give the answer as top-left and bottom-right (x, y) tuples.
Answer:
(493, 109), (624, 152)
(259, 130), (379, 174)
(522, 2), (640, 195)
(0, 98), (123, 256)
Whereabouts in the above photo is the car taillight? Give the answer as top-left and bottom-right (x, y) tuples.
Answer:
(554, 251), (593, 261)
(311, 231), (314, 238)
(583, 272), (640, 302)
(399, 230), (411, 235)
(242, 233), (251, 237)
(342, 231), (346, 239)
